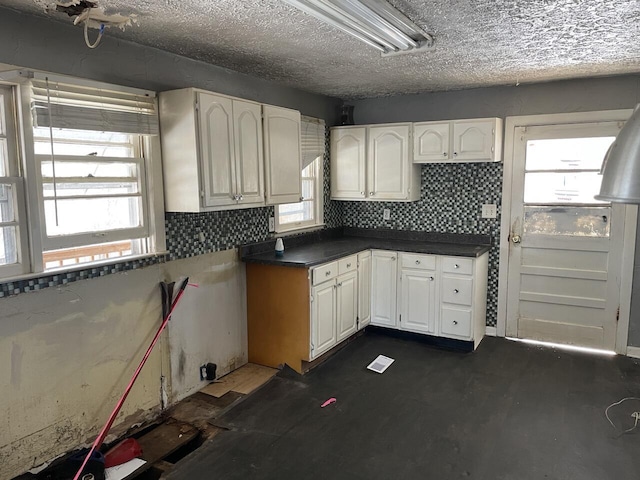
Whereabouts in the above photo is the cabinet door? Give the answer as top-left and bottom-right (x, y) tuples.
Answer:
(440, 305), (473, 340)
(452, 120), (496, 162)
(197, 92), (236, 207)
(357, 251), (372, 329)
(399, 269), (436, 334)
(371, 250), (398, 327)
(331, 127), (366, 199)
(233, 100), (264, 205)
(336, 271), (358, 342)
(367, 124), (411, 200)
(311, 280), (336, 359)
(263, 105), (302, 205)
(413, 122), (450, 162)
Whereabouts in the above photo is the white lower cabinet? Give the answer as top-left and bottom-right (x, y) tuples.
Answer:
(370, 250), (398, 327)
(311, 280), (337, 359)
(357, 251), (372, 329)
(336, 271), (358, 342)
(373, 251), (488, 348)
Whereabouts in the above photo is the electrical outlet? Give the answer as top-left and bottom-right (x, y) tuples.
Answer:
(383, 208), (391, 221)
(482, 204), (497, 219)
(198, 232), (205, 242)
(268, 216), (275, 232)
(199, 365), (208, 381)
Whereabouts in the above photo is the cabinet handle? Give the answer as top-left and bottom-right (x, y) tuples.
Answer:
(443, 152), (447, 157)
(300, 196), (304, 202)
(369, 191), (374, 196)
(429, 276), (434, 281)
(347, 263), (351, 268)
(361, 191), (365, 195)
(325, 271), (331, 276)
(453, 152), (458, 157)
(415, 260), (420, 265)
(454, 289), (459, 294)
(239, 194), (244, 201)
(454, 264), (459, 269)
(391, 256), (396, 261)
(453, 320), (458, 325)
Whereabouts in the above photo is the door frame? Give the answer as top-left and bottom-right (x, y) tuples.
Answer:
(497, 110), (637, 354)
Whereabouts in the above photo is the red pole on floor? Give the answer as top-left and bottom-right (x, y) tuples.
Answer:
(72, 278), (190, 480)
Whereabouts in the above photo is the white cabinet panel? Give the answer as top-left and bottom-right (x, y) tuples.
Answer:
(358, 251), (372, 329)
(233, 100), (264, 205)
(452, 120), (496, 162)
(371, 250), (398, 327)
(400, 269), (437, 334)
(263, 105), (302, 205)
(413, 122), (450, 162)
(336, 271), (358, 342)
(331, 127), (366, 199)
(197, 93), (236, 208)
(368, 125), (410, 200)
(441, 276), (473, 306)
(440, 306), (473, 339)
(311, 280), (337, 359)
(312, 261), (338, 286)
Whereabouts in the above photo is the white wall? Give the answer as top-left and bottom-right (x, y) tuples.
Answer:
(0, 250), (248, 479)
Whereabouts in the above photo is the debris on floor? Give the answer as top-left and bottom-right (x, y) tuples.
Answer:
(200, 363), (278, 398)
(366, 354), (395, 373)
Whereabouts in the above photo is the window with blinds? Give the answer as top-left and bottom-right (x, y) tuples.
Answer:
(29, 74), (159, 270)
(276, 116), (326, 232)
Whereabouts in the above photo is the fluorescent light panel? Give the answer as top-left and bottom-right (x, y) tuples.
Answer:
(282, 0), (434, 55)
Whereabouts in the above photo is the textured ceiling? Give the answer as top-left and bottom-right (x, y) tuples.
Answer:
(1, 0), (639, 98)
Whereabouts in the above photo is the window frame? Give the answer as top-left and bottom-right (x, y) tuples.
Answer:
(275, 154), (324, 233)
(0, 84), (30, 278)
(0, 72), (166, 281)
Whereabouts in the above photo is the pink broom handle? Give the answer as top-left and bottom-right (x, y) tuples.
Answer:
(73, 278), (189, 480)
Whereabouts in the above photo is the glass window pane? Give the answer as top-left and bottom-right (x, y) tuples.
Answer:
(33, 127), (135, 158)
(302, 179), (314, 200)
(524, 206), (610, 237)
(302, 158), (318, 177)
(41, 160), (137, 178)
(43, 239), (145, 270)
(524, 172), (606, 204)
(43, 181), (139, 198)
(44, 197), (141, 235)
(0, 184), (15, 222)
(0, 139), (7, 176)
(0, 226), (17, 265)
(526, 137), (615, 171)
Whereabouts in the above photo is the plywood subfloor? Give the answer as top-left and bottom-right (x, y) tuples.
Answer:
(200, 363), (278, 398)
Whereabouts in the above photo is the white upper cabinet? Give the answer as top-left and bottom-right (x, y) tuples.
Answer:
(331, 127), (366, 199)
(233, 100), (265, 205)
(413, 122), (450, 162)
(263, 105), (302, 205)
(160, 88), (267, 212)
(413, 118), (503, 163)
(330, 123), (419, 202)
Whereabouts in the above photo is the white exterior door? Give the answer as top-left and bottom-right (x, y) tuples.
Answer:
(357, 251), (372, 329)
(233, 100), (264, 206)
(331, 127), (366, 199)
(452, 120), (495, 162)
(371, 250), (398, 327)
(336, 271), (358, 342)
(367, 124), (410, 200)
(197, 92), (236, 208)
(311, 280), (336, 359)
(506, 122), (626, 350)
(413, 122), (450, 162)
(399, 269), (436, 334)
(263, 105), (302, 205)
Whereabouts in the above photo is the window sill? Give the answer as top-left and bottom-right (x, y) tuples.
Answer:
(0, 251), (168, 285)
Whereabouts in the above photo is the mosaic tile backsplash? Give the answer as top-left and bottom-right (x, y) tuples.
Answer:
(341, 162), (504, 327)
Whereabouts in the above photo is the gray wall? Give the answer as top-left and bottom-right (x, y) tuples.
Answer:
(0, 7), (341, 124)
(350, 75), (640, 347)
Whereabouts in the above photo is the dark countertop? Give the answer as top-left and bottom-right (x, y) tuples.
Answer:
(241, 233), (490, 268)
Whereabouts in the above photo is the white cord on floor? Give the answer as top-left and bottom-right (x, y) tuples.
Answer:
(605, 397), (640, 435)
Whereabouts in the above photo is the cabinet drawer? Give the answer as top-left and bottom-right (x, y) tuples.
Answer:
(441, 276), (473, 305)
(440, 306), (472, 339)
(400, 253), (436, 270)
(312, 261), (338, 286)
(441, 257), (473, 275)
(338, 255), (357, 275)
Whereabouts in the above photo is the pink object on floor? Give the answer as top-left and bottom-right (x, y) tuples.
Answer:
(321, 397), (337, 408)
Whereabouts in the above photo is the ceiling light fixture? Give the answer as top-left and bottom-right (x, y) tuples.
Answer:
(596, 105), (640, 203)
(281, 0), (434, 55)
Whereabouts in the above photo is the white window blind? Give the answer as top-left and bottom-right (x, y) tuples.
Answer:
(31, 76), (159, 135)
(301, 116), (326, 169)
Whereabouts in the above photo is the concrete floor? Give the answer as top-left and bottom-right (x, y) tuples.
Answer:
(167, 331), (640, 479)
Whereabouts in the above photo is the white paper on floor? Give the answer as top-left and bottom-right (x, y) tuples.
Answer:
(105, 458), (147, 480)
(367, 355), (395, 373)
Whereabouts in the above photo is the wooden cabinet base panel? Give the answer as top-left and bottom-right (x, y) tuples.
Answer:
(301, 329), (365, 374)
(366, 325), (480, 353)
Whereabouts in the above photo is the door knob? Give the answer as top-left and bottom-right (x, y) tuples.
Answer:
(511, 234), (522, 244)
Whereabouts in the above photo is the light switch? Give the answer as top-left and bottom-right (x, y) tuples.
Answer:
(383, 209), (391, 221)
(482, 204), (497, 219)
